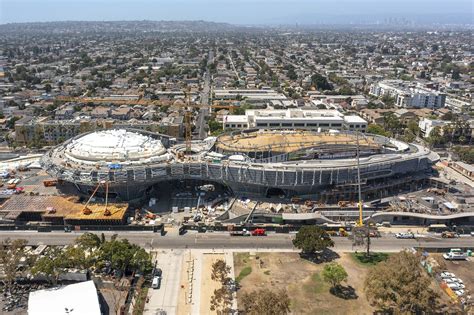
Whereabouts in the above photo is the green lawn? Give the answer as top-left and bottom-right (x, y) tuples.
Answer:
(236, 266), (252, 283)
(351, 252), (389, 266)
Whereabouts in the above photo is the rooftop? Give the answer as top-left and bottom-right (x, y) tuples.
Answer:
(64, 129), (166, 162)
(28, 281), (101, 315)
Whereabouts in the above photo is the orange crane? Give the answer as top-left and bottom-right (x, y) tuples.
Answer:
(82, 180), (111, 216)
(82, 181), (101, 215)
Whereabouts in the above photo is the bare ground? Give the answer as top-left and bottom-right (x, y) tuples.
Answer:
(234, 252), (374, 315)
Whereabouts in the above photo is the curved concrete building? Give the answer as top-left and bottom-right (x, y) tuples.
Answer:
(41, 129), (439, 201)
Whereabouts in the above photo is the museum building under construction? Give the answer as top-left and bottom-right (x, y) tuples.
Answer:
(40, 128), (439, 201)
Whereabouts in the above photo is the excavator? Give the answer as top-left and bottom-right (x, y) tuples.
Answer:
(82, 181), (111, 216)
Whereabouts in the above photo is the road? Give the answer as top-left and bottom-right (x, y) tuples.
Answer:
(0, 231), (472, 252)
(144, 249), (183, 315)
(196, 49), (214, 140)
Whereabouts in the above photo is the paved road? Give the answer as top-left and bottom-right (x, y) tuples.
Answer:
(0, 231), (472, 251)
(144, 249), (183, 315)
(196, 49), (214, 140)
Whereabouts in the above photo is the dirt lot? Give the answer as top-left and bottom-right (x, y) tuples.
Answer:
(234, 252), (374, 315)
(200, 254), (225, 315)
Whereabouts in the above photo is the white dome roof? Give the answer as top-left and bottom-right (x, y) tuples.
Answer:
(64, 129), (166, 162)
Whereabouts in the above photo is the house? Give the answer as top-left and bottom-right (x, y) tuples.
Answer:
(110, 106), (131, 120)
(90, 106), (110, 119)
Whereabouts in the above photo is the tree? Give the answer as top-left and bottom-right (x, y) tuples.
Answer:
(382, 112), (401, 135)
(311, 73), (332, 91)
(322, 262), (348, 290)
(210, 286), (233, 315)
(427, 126), (445, 147)
(292, 226), (334, 259)
(32, 247), (67, 285)
(211, 259), (231, 285)
(241, 289), (290, 315)
(367, 124), (389, 137)
(44, 83), (52, 93)
(0, 239), (28, 290)
(75, 232), (102, 249)
(365, 251), (439, 313)
(209, 259), (233, 314)
(98, 238), (152, 275)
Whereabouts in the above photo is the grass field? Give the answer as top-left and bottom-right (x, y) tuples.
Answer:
(351, 252), (389, 266)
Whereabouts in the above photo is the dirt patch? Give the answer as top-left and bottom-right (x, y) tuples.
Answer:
(200, 253), (225, 315)
(176, 252), (192, 315)
(234, 252), (374, 315)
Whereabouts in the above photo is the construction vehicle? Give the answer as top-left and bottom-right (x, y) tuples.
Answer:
(338, 228), (348, 237)
(43, 179), (58, 187)
(442, 231), (459, 238)
(7, 183), (16, 190)
(145, 210), (157, 220)
(251, 228), (266, 236)
(82, 180), (112, 215)
(198, 184), (215, 192)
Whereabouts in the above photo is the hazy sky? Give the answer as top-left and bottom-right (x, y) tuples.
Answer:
(1, 0), (472, 25)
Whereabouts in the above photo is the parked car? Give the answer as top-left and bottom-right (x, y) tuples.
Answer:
(447, 283), (462, 290)
(395, 232), (415, 239)
(154, 268), (162, 277)
(440, 272), (455, 278)
(443, 252), (468, 260)
(455, 290), (465, 296)
(152, 276), (161, 289)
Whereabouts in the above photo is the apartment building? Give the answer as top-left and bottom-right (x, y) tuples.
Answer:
(14, 116), (182, 146)
(370, 80), (446, 109)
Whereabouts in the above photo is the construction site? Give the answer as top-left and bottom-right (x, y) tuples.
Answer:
(0, 124), (471, 229)
(41, 128), (439, 201)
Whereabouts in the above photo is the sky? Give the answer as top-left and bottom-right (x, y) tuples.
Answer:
(1, 0), (472, 25)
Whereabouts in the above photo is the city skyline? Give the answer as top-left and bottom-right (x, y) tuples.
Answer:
(1, 0), (473, 25)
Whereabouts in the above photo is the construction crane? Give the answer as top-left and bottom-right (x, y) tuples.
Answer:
(82, 181), (102, 215)
(355, 131), (363, 227)
(82, 180), (111, 216)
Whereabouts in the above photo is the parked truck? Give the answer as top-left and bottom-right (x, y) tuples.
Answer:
(251, 228), (266, 236)
(230, 229), (251, 236)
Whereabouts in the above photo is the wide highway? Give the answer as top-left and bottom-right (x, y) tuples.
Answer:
(0, 231), (471, 252)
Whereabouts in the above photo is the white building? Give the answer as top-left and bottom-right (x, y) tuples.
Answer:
(223, 109), (367, 132)
(28, 280), (101, 315)
(214, 89), (287, 104)
(445, 97), (472, 113)
(418, 118), (448, 138)
(370, 80), (446, 109)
